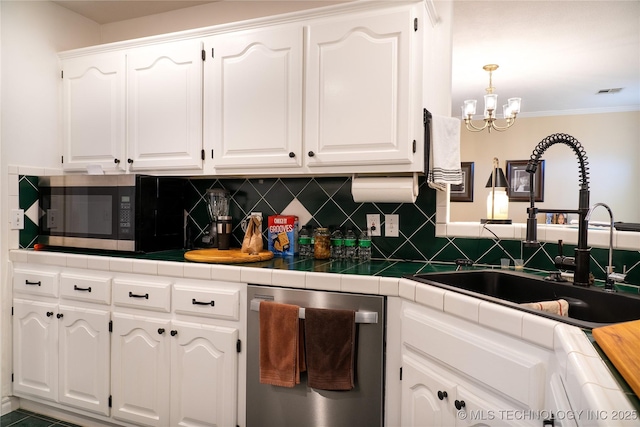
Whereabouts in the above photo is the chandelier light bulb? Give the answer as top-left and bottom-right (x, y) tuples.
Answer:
(508, 97), (521, 114)
(463, 99), (477, 116)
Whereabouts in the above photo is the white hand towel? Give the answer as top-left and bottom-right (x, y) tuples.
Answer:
(428, 115), (462, 191)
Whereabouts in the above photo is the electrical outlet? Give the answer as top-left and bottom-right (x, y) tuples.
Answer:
(11, 209), (24, 230)
(366, 214), (381, 236)
(385, 214), (399, 237)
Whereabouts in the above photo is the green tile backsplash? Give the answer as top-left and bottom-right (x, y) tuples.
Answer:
(19, 175), (640, 284)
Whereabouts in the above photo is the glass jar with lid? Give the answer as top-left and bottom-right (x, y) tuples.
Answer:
(313, 227), (331, 259)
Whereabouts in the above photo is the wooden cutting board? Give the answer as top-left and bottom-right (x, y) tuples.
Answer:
(184, 248), (274, 264)
(592, 319), (640, 396)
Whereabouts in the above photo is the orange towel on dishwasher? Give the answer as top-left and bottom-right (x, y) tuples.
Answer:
(259, 301), (304, 387)
(305, 307), (356, 391)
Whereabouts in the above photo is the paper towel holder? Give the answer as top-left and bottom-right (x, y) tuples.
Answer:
(351, 173), (419, 203)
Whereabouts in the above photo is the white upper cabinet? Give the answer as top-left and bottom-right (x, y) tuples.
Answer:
(61, 52), (126, 172)
(127, 39), (204, 171)
(58, 1), (439, 176)
(203, 25), (303, 173)
(304, 5), (423, 173)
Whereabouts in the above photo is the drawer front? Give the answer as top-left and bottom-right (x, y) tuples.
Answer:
(60, 273), (111, 304)
(113, 279), (171, 312)
(173, 284), (240, 320)
(13, 268), (59, 297)
(60, 273), (112, 305)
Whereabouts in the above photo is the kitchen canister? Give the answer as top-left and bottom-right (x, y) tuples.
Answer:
(216, 216), (232, 250)
(313, 227), (330, 259)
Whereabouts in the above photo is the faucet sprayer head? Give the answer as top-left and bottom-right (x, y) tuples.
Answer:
(525, 161), (538, 174)
(524, 206), (540, 247)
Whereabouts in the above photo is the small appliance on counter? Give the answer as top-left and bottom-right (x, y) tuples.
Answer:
(38, 174), (185, 253)
(200, 188), (230, 248)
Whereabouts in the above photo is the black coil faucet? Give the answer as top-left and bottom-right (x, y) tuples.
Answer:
(524, 133), (592, 286)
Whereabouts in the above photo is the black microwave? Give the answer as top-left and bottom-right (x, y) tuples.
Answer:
(38, 175), (185, 253)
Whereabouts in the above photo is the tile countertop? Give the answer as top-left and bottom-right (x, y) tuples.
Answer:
(9, 247), (640, 411)
(26, 247), (467, 277)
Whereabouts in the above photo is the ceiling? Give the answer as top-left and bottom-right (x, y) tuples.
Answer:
(451, 1), (639, 118)
(51, 1), (218, 24)
(51, 0), (640, 118)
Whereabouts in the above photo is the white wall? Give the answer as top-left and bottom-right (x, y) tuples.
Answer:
(450, 111), (640, 224)
(2, 1), (101, 169)
(0, 0), (101, 407)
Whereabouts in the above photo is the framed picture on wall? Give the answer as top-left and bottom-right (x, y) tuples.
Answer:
(507, 160), (544, 202)
(450, 162), (474, 202)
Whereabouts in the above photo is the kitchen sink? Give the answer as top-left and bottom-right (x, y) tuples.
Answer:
(408, 270), (640, 329)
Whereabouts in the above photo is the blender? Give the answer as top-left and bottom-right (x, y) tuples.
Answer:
(202, 188), (230, 248)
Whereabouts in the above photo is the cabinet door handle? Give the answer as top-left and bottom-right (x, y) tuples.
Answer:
(25, 280), (41, 286)
(170, 330), (178, 336)
(127, 158), (133, 164)
(56, 313), (64, 319)
(289, 152), (296, 158)
(114, 158), (120, 164)
(129, 291), (149, 299)
(158, 328), (165, 335)
(74, 285), (92, 292)
(308, 151), (315, 157)
(192, 298), (214, 307)
(46, 311), (54, 317)
(437, 390), (448, 400)
(454, 400), (466, 410)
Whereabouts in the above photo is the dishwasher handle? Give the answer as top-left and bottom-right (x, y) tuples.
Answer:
(249, 298), (378, 324)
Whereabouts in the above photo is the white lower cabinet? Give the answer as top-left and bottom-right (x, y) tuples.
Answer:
(401, 353), (457, 426)
(110, 312), (171, 426)
(57, 305), (111, 415)
(110, 314), (238, 427)
(13, 299), (111, 415)
(403, 351), (536, 427)
(13, 266), (112, 417)
(170, 320), (238, 427)
(400, 301), (555, 427)
(13, 299), (59, 402)
(13, 263), (243, 427)
(110, 276), (240, 427)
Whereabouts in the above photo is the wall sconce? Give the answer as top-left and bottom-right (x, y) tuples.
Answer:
(482, 157), (512, 224)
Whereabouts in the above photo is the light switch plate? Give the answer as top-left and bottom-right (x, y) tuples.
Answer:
(11, 209), (24, 230)
(385, 214), (399, 237)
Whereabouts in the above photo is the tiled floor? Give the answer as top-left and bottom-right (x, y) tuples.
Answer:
(1, 409), (81, 427)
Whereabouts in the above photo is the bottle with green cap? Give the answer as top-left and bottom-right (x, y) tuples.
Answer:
(358, 229), (371, 262)
(330, 228), (344, 260)
(298, 225), (313, 258)
(343, 228), (357, 261)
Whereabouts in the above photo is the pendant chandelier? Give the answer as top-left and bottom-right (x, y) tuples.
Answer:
(462, 64), (521, 133)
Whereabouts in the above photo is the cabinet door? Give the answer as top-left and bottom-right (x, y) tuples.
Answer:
(455, 385), (538, 427)
(127, 39), (203, 171)
(58, 305), (111, 416)
(61, 52), (126, 172)
(203, 25), (303, 172)
(170, 321), (238, 427)
(401, 354), (457, 427)
(305, 7), (419, 170)
(13, 299), (59, 402)
(111, 312), (171, 427)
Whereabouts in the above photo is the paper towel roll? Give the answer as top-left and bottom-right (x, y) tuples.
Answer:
(351, 174), (419, 203)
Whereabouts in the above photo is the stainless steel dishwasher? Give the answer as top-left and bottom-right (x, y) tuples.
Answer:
(246, 285), (386, 427)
